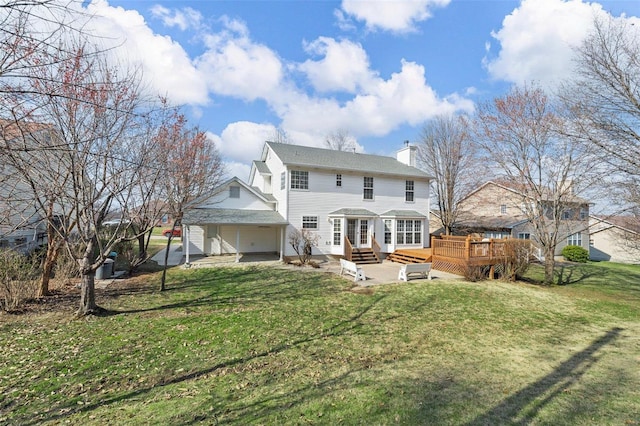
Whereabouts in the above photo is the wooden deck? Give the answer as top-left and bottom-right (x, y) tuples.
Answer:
(386, 248), (432, 264)
(431, 235), (531, 276)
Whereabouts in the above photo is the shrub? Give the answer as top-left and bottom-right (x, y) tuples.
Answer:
(0, 249), (40, 311)
(498, 239), (533, 281)
(562, 245), (589, 263)
(463, 265), (491, 282)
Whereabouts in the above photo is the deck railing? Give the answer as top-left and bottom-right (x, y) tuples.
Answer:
(344, 236), (353, 261)
(431, 235), (517, 263)
(371, 235), (381, 262)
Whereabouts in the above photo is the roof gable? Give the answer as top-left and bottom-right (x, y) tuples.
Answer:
(188, 177), (275, 209)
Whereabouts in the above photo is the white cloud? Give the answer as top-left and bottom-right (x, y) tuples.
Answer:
(208, 121), (276, 164)
(339, 0), (450, 33)
(196, 18), (284, 101)
(485, 0), (608, 87)
(281, 60), (474, 138)
(150, 5), (203, 31)
(83, 0), (208, 105)
(224, 161), (251, 182)
(298, 37), (375, 93)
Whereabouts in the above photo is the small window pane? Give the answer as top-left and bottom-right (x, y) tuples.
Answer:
(302, 216), (318, 229)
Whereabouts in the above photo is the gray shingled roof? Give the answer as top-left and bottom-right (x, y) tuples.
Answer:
(267, 142), (432, 179)
(253, 161), (271, 175)
(380, 210), (426, 218)
(183, 208), (287, 225)
(328, 208), (377, 217)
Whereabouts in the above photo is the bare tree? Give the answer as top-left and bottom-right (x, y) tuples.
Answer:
(156, 105), (225, 290)
(324, 129), (357, 152)
(562, 15), (640, 251)
(270, 126), (290, 144)
(4, 37), (161, 315)
(416, 114), (479, 235)
(475, 85), (601, 285)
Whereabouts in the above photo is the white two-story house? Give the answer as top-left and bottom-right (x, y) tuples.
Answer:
(182, 141), (433, 263)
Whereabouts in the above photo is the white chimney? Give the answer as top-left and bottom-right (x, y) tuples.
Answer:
(396, 140), (417, 167)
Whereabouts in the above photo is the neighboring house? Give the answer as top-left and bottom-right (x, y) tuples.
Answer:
(0, 120), (57, 254)
(589, 215), (640, 263)
(454, 180), (591, 256)
(183, 141), (433, 261)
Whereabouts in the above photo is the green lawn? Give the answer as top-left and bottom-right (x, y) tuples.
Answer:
(1, 262), (639, 425)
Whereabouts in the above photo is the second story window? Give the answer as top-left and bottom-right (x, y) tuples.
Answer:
(500, 204), (507, 214)
(336, 174), (342, 187)
(302, 216), (318, 229)
(280, 171), (286, 190)
(580, 207), (588, 220)
(405, 180), (414, 202)
(291, 170), (309, 190)
(229, 186), (240, 198)
(562, 209), (572, 220)
(363, 176), (374, 200)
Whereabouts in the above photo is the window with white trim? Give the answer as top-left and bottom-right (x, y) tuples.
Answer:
(280, 171), (286, 190)
(562, 209), (572, 220)
(363, 176), (374, 200)
(517, 232), (530, 239)
(333, 219), (341, 245)
(229, 186), (240, 198)
(302, 216), (318, 229)
(291, 170), (308, 190)
(405, 180), (414, 202)
(500, 204), (507, 214)
(384, 219), (392, 244)
(396, 220), (421, 245)
(567, 232), (582, 246)
(336, 174), (342, 187)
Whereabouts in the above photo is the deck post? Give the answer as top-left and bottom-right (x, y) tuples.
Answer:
(465, 235), (471, 261)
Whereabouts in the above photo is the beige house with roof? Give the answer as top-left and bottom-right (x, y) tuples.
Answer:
(452, 181), (591, 256)
(589, 215), (640, 263)
(183, 141), (433, 263)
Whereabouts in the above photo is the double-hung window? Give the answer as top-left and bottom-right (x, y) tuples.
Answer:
(405, 180), (414, 202)
(280, 171), (286, 190)
(291, 170), (308, 190)
(363, 177), (374, 200)
(384, 220), (392, 244)
(336, 174), (342, 187)
(333, 220), (341, 245)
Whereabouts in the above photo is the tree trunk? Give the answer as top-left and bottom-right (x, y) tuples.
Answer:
(160, 218), (181, 291)
(543, 247), (556, 285)
(78, 270), (97, 316)
(38, 242), (60, 297)
(77, 240), (99, 316)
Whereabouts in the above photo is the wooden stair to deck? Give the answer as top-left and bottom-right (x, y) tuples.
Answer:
(350, 248), (380, 264)
(387, 248), (432, 264)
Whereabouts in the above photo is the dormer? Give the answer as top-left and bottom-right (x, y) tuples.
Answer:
(249, 160), (272, 194)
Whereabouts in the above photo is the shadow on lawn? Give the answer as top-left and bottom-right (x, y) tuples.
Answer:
(97, 266), (337, 316)
(465, 327), (624, 425)
(22, 292), (386, 425)
(554, 263), (606, 286)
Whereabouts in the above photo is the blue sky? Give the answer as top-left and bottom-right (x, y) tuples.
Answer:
(74, 0), (639, 179)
